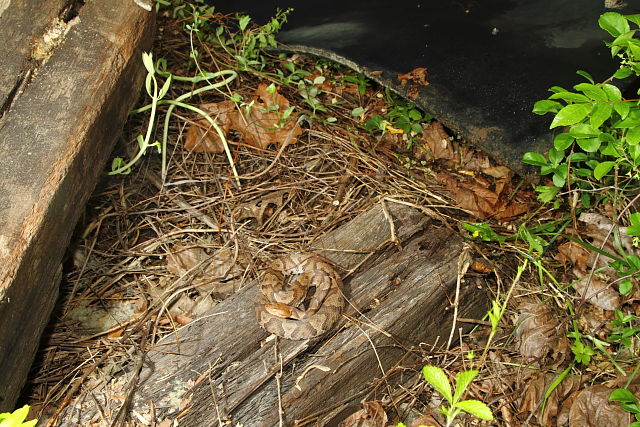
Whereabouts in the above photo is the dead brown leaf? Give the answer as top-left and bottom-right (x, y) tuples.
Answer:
(406, 85), (420, 100)
(397, 67), (429, 86)
(421, 122), (454, 161)
(519, 372), (582, 426)
(514, 302), (569, 367)
(558, 384), (631, 426)
(409, 412), (442, 426)
(184, 83), (302, 153)
(338, 401), (388, 427)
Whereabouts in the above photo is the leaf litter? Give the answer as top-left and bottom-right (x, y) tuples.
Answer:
(20, 6), (640, 427)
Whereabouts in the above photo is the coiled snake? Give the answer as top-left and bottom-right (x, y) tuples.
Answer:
(255, 253), (344, 340)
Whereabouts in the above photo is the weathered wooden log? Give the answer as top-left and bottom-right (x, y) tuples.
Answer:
(0, 0), (154, 410)
(120, 202), (488, 426)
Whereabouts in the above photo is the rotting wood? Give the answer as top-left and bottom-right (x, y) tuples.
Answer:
(0, 0), (68, 111)
(0, 0), (154, 411)
(54, 202), (489, 425)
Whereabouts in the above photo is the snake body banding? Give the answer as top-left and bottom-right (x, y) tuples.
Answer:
(256, 253), (344, 340)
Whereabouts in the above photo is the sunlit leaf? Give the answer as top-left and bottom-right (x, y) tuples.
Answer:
(551, 104), (591, 128)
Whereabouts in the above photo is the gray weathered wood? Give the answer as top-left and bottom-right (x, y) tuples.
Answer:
(0, 0), (154, 411)
(123, 202), (487, 425)
(0, 0), (68, 109)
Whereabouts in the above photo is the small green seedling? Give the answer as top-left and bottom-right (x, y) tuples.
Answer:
(610, 388), (640, 426)
(0, 405), (37, 427)
(421, 365), (493, 427)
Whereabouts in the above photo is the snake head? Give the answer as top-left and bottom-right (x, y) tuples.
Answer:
(264, 302), (295, 318)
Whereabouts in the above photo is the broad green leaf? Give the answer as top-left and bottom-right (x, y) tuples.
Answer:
(238, 15), (251, 31)
(593, 161), (615, 179)
(453, 370), (478, 403)
(614, 67), (634, 79)
(551, 104), (591, 128)
(548, 85), (569, 93)
(532, 100), (562, 115)
(602, 83), (622, 101)
(522, 152), (547, 166)
(629, 40), (640, 59)
(422, 366), (453, 404)
(535, 186), (560, 203)
(599, 12), (630, 37)
(601, 142), (622, 156)
(570, 123), (600, 138)
(576, 168), (592, 177)
(569, 152), (589, 162)
(630, 212), (640, 227)
(627, 126), (640, 144)
(590, 103), (613, 129)
(576, 138), (601, 152)
(628, 143), (640, 162)
(548, 147), (564, 165)
(548, 92), (590, 103)
(610, 388), (637, 403)
(614, 100), (631, 119)
(455, 400), (494, 420)
(576, 70), (595, 84)
(574, 83), (607, 101)
(553, 172), (566, 187)
(615, 110), (640, 128)
(619, 279), (633, 296)
(598, 132), (616, 143)
(626, 14), (640, 27)
(553, 133), (574, 150)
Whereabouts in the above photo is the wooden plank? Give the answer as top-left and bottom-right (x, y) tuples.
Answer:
(0, 0), (68, 110)
(54, 202), (488, 425)
(0, 0), (154, 411)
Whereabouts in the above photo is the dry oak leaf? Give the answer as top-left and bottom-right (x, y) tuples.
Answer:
(184, 83), (302, 153)
(557, 384), (632, 426)
(421, 121), (454, 161)
(338, 401), (387, 427)
(519, 372), (582, 426)
(397, 67), (429, 86)
(514, 302), (569, 367)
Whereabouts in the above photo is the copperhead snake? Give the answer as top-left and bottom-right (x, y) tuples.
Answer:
(255, 253), (344, 340)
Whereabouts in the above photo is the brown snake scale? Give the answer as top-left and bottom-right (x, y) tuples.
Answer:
(255, 253), (344, 340)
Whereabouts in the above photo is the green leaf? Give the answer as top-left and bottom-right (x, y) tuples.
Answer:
(601, 142), (623, 156)
(576, 137), (601, 152)
(453, 370), (478, 403)
(614, 100), (631, 119)
(614, 67), (634, 79)
(615, 111), (640, 128)
(553, 133), (574, 150)
(569, 152), (589, 162)
(594, 161), (615, 179)
(551, 104), (591, 128)
(620, 279), (633, 296)
(535, 186), (560, 203)
(548, 92), (590, 103)
(142, 52), (154, 75)
(423, 366), (453, 404)
(599, 12), (630, 37)
(533, 100), (563, 115)
(610, 388), (638, 403)
(522, 152), (548, 166)
(570, 124), (600, 138)
(576, 70), (595, 84)
(455, 400), (494, 420)
(548, 147), (564, 165)
(590, 103), (613, 129)
(602, 83), (622, 102)
(238, 15), (251, 31)
(549, 85), (569, 93)
(574, 83), (607, 101)
(627, 126), (640, 145)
